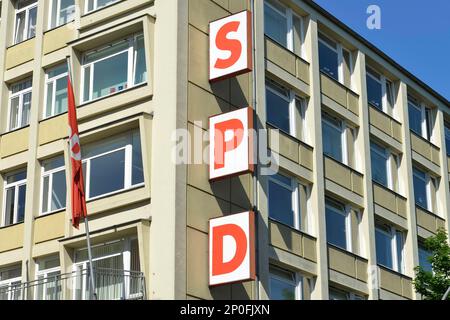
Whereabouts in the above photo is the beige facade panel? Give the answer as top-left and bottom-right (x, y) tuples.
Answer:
(379, 267), (413, 299)
(0, 224), (24, 252)
(265, 37), (309, 84)
(38, 114), (68, 145)
(268, 128), (314, 171)
(43, 24), (76, 55)
(5, 39), (35, 70)
(186, 227), (253, 300)
(368, 106), (402, 143)
(320, 74), (359, 116)
(0, 127), (29, 158)
(269, 221), (317, 262)
(416, 207), (446, 234)
(373, 183), (407, 219)
(324, 157), (364, 196)
(33, 212), (65, 244)
(327, 246), (368, 283)
(410, 133), (440, 167)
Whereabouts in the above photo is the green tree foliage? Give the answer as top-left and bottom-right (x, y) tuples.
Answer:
(413, 229), (450, 300)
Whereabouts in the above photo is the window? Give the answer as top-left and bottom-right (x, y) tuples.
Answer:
(325, 198), (351, 251)
(269, 265), (302, 300)
(370, 142), (394, 189)
(265, 80), (305, 137)
(408, 96), (433, 140)
(2, 170), (27, 227)
(329, 287), (365, 300)
(35, 256), (61, 300)
(322, 113), (347, 164)
(85, 0), (120, 13)
(0, 266), (22, 300)
(8, 78), (32, 131)
(418, 242), (433, 273)
(49, 0), (75, 29)
(74, 238), (141, 300)
(413, 167), (432, 211)
(41, 156), (66, 215)
(318, 33), (352, 86)
(81, 33), (147, 103)
(44, 64), (68, 118)
(264, 0), (304, 57)
(366, 66), (395, 113)
(375, 223), (404, 273)
(445, 122), (450, 156)
(82, 130), (144, 200)
(267, 173), (300, 229)
(13, 0), (37, 44)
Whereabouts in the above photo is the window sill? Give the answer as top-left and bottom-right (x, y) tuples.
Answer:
(268, 217), (315, 240)
(368, 103), (402, 126)
(44, 20), (76, 34)
(320, 71), (359, 97)
(410, 130), (440, 151)
(327, 243), (368, 262)
(86, 183), (145, 204)
(323, 154), (363, 177)
(266, 122), (313, 151)
(264, 35), (309, 65)
(1, 124), (31, 137)
(377, 264), (411, 280)
(35, 208), (66, 220)
(372, 180), (406, 201)
(0, 221), (25, 230)
(79, 82), (148, 108)
(7, 36), (36, 49)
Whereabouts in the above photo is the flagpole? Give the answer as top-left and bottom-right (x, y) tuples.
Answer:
(84, 215), (97, 300)
(66, 55), (97, 300)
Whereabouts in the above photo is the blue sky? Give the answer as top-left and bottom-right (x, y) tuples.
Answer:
(312, 0), (450, 101)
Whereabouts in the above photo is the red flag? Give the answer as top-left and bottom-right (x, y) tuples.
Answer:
(67, 59), (87, 229)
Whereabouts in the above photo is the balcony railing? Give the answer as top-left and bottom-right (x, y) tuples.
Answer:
(0, 267), (146, 300)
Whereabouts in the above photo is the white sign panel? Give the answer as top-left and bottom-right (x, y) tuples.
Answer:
(209, 10), (252, 82)
(209, 107), (253, 181)
(209, 211), (256, 286)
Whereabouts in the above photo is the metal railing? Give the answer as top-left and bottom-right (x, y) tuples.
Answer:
(0, 267), (146, 300)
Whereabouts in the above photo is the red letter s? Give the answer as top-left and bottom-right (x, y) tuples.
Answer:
(214, 21), (242, 70)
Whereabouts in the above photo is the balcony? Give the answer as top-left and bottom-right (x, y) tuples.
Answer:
(320, 73), (359, 118)
(378, 265), (413, 299)
(324, 156), (364, 199)
(416, 206), (446, 235)
(410, 132), (440, 168)
(368, 105), (402, 145)
(0, 268), (146, 300)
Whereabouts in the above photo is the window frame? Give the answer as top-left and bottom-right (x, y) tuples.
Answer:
(8, 78), (32, 131)
(366, 66), (395, 113)
(408, 96), (432, 140)
(322, 113), (348, 165)
(43, 64), (68, 119)
(444, 121), (450, 156)
(13, 0), (38, 44)
(34, 256), (61, 300)
(413, 167), (433, 211)
(375, 224), (404, 274)
(265, 80), (305, 139)
(267, 173), (301, 230)
(80, 33), (146, 104)
(325, 198), (353, 252)
(370, 141), (394, 190)
(84, 0), (119, 14)
(82, 133), (144, 201)
(269, 265), (303, 300)
(2, 170), (27, 227)
(329, 287), (365, 300)
(48, 0), (75, 29)
(264, 0), (305, 58)
(0, 266), (22, 300)
(318, 32), (352, 86)
(40, 156), (66, 216)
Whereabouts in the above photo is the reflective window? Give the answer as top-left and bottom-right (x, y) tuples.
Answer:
(268, 173), (297, 228)
(49, 0), (75, 29)
(85, 0), (119, 13)
(325, 198), (348, 250)
(41, 156), (66, 215)
(370, 142), (390, 188)
(45, 64), (68, 118)
(318, 33), (339, 81)
(266, 81), (290, 134)
(9, 78), (32, 131)
(269, 265), (300, 300)
(375, 224), (404, 273)
(322, 113), (344, 163)
(3, 170), (27, 227)
(14, 0), (37, 44)
(82, 33), (147, 103)
(418, 243), (433, 273)
(413, 167), (430, 210)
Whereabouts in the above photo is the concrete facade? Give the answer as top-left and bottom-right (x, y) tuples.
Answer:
(0, 0), (448, 300)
